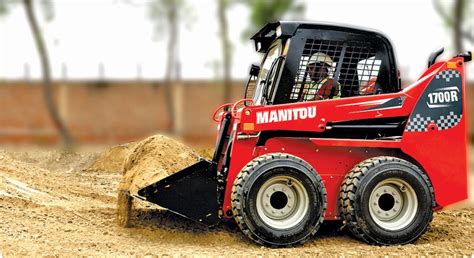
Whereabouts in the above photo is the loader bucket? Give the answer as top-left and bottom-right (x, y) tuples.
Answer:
(137, 159), (219, 226)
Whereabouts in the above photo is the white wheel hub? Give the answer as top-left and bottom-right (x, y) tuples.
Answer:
(369, 178), (418, 231)
(256, 175), (309, 230)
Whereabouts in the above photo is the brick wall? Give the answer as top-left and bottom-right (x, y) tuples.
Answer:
(0, 80), (246, 145)
(0, 80), (473, 145)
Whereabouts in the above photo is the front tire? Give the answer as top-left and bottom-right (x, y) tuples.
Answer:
(339, 156), (435, 245)
(231, 153), (326, 246)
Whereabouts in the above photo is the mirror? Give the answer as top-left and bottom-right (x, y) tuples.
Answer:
(428, 47), (444, 68)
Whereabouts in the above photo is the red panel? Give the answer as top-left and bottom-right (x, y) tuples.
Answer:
(401, 59), (468, 208)
(401, 123), (468, 207)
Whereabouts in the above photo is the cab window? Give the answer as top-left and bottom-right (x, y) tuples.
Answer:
(253, 40), (282, 105)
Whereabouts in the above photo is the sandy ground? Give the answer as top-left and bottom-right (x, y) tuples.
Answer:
(0, 142), (473, 256)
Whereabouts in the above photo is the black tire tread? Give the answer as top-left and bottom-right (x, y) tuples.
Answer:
(338, 156), (435, 245)
(231, 153), (327, 247)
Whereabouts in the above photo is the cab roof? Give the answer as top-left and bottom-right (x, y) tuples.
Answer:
(251, 21), (394, 53)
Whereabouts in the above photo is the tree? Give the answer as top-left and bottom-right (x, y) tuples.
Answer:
(434, 0), (473, 53)
(215, 0), (304, 103)
(0, 0), (74, 149)
(217, 0), (232, 103)
(148, 0), (187, 133)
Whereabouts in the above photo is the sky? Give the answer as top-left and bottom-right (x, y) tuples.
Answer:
(0, 0), (473, 81)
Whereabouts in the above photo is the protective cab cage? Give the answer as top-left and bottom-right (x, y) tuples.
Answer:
(246, 21), (401, 104)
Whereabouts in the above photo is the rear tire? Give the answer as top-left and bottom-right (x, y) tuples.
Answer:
(339, 156), (435, 245)
(231, 153), (326, 247)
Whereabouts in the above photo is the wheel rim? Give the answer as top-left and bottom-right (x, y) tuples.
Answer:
(256, 175), (309, 230)
(368, 178), (418, 231)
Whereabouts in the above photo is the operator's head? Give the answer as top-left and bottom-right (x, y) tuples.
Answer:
(307, 52), (333, 81)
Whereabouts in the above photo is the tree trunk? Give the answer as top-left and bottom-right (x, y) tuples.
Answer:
(23, 0), (73, 149)
(218, 0), (232, 103)
(453, 0), (464, 53)
(164, 3), (178, 133)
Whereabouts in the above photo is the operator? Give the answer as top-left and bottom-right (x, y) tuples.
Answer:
(302, 52), (341, 101)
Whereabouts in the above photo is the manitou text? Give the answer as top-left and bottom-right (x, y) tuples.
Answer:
(256, 106), (317, 124)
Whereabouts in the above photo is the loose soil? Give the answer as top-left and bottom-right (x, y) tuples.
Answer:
(119, 135), (200, 195)
(114, 135), (201, 227)
(0, 137), (473, 256)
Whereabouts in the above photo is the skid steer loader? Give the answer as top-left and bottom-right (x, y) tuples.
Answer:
(137, 21), (471, 246)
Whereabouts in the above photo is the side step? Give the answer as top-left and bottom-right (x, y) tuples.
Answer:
(137, 160), (220, 226)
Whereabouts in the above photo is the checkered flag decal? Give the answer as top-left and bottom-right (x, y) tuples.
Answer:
(436, 112), (462, 130)
(405, 114), (432, 132)
(435, 70), (460, 82)
(406, 112), (462, 132)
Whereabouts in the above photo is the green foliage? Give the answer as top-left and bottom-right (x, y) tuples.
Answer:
(0, 0), (54, 21)
(148, 0), (179, 36)
(0, 0), (19, 16)
(433, 0), (473, 47)
(40, 0), (54, 22)
(434, 0), (472, 31)
(433, 0), (453, 27)
(0, 0), (8, 15)
(249, 0), (302, 27)
(147, 0), (194, 41)
(241, 0), (305, 39)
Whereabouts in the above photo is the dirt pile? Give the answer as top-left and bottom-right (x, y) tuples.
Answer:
(106, 135), (202, 227)
(87, 143), (137, 173)
(119, 135), (201, 195)
(195, 148), (214, 160)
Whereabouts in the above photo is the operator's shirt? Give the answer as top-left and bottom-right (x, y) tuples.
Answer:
(304, 77), (341, 101)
